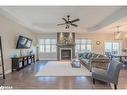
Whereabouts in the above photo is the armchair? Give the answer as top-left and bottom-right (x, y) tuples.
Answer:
(92, 59), (122, 89)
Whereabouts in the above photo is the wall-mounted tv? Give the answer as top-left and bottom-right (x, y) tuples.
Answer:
(16, 36), (32, 49)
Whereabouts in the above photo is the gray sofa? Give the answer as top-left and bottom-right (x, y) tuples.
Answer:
(79, 52), (109, 71)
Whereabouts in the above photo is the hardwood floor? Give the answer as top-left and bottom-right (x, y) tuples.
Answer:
(0, 61), (127, 89)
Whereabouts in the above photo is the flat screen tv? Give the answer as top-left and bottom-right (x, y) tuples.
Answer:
(16, 36), (32, 49)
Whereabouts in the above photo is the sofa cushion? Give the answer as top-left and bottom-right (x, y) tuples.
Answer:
(82, 52), (89, 59)
(78, 53), (85, 59)
(97, 54), (105, 58)
(86, 53), (92, 59)
(81, 58), (89, 64)
(91, 53), (98, 59)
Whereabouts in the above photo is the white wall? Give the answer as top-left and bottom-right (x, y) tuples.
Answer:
(0, 13), (37, 74)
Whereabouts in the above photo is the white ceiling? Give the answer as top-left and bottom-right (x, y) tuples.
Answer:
(0, 6), (125, 34)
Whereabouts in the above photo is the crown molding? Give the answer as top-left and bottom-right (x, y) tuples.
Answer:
(0, 8), (44, 33)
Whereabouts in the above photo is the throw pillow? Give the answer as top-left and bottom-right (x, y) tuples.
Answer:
(83, 52), (89, 59)
(97, 54), (105, 58)
(78, 53), (84, 58)
(86, 53), (92, 59)
(91, 53), (98, 59)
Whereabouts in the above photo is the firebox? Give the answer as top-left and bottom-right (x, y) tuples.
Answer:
(60, 48), (72, 61)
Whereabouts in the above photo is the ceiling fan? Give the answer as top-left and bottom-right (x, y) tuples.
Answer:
(57, 15), (80, 29)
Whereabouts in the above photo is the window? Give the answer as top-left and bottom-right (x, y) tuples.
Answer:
(75, 39), (92, 52)
(105, 42), (121, 54)
(39, 39), (57, 53)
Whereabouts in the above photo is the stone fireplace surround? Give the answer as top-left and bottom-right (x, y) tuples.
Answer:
(57, 32), (75, 61)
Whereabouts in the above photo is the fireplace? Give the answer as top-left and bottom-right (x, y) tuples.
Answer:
(57, 32), (75, 61)
(60, 48), (72, 61)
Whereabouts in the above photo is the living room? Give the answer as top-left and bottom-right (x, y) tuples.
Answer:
(0, 6), (127, 90)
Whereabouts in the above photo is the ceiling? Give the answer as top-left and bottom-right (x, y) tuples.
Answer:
(0, 6), (126, 34)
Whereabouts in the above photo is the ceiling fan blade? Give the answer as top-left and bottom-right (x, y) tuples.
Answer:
(70, 18), (80, 23)
(62, 18), (68, 22)
(71, 23), (78, 27)
(57, 23), (66, 26)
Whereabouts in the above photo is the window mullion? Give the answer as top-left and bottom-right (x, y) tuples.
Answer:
(112, 43), (113, 53)
(85, 41), (86, 51)
(50, 39), (51, 52)
(75, 38), (91, 52)
(80, 42), (81, 51)
(44, 39), (46, 52)
(80, 39), (82, 51)
(39, 38), (57, 53)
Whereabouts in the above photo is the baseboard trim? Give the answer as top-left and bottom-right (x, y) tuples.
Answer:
(39, 57), (57, 60)
(39, 60), (58, 61)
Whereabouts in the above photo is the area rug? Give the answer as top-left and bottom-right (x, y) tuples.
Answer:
(35, 61), (91, 76)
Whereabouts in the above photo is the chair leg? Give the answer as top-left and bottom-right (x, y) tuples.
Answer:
(93, 78), (95, 84)
(114, 84), (117, 89)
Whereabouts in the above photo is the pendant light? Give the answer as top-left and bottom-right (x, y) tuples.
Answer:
(114, 26), (122, 40)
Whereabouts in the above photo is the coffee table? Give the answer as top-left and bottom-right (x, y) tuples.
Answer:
(71, 58), (81, 68)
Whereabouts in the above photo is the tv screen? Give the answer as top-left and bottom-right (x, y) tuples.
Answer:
(16, 36), (32, 49)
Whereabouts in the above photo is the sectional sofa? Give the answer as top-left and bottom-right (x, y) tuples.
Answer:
(78, 52), (110, 71)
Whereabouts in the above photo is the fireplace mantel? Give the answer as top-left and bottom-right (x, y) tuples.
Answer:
(57, 43), (75, 47)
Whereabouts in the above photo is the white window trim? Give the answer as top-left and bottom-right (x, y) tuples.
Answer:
(105, 41), (121, 54)
(39, 38), (57, 53)
(75, 38), (92, 52)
